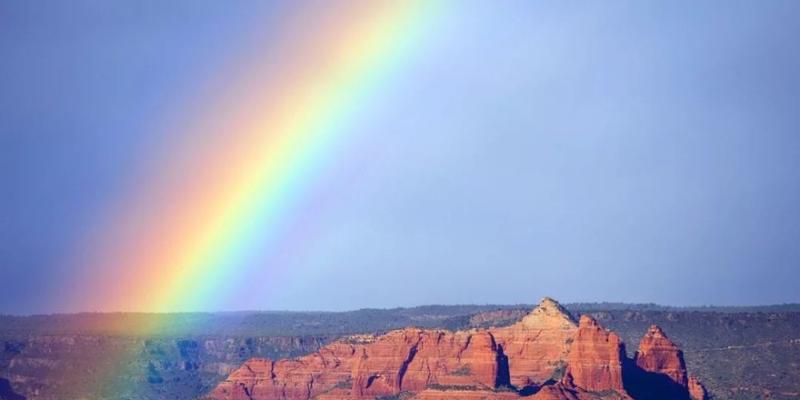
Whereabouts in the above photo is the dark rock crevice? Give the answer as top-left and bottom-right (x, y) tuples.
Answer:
(396, 337), (421, 392)
(495, 344), (511, 389)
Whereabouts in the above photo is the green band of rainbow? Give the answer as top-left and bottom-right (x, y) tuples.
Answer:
(70, 2), (442, 314)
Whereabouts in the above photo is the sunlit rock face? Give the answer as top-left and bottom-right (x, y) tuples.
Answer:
(561, 315), (626, 393)
(623, 324), (693, 400)
(491, 297), (578, 389)
(204, 297), (705, 400)
(634, 325), (688, 386)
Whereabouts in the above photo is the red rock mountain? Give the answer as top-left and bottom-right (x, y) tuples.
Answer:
(204, 298), (704, 400)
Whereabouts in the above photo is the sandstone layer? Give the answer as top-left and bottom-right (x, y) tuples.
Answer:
(561, 315), (625, 393)
(491, 298), (577, 389)
(205, 298), (705, 400)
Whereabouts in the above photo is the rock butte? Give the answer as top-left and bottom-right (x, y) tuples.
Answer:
(635, 325), (688, 386)
(203, 297), (706, 400)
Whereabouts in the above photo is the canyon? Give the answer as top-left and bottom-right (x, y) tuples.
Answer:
(205, 298), (706, 400)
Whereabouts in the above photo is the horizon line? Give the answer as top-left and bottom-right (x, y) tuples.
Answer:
(4, 300), (800, 318)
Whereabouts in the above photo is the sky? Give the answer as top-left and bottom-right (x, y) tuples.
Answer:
(1, 1), (799, 314)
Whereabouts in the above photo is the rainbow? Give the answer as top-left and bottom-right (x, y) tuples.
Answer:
(68, 2), (442, 314)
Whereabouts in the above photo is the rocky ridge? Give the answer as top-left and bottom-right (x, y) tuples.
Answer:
(205, 298), (707, 400)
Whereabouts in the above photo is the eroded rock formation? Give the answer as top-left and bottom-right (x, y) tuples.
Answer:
(634, 325), (687, 386)
(624, 324), (692, 400)
(205, 298), (705, 400)
(491, 298), (577, 390)
(561, 315), (625, 393)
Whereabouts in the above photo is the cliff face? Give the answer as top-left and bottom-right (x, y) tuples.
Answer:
(561, 316), (626, 393)
(208, 329), (504, 400)
(491, 298), (577, 389)
(205, 298), (705, 400)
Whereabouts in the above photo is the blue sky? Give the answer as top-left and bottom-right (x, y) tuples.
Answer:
(2, 1), (800, 313)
